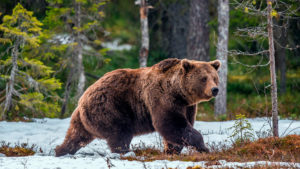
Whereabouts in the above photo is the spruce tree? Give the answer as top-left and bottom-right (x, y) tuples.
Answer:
(0, 3), (62, 120)
(44, 0), (106, 117)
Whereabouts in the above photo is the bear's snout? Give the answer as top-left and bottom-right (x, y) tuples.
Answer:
(211, 87), (219, 96)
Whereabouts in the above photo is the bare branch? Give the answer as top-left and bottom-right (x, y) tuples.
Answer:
(17, 70), (40, 92)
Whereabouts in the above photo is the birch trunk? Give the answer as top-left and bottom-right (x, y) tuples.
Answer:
(214, 0), (229, 116)
(75, 1), (85, 98)
(139, 0), (149, 67)
(187, 0), (210, 61)
(267, 0), (279, 137)
(77, 50), (85, 97)
(3, 44), (19, 120)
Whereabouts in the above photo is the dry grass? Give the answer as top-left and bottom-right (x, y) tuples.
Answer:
(182, 164), (298, 169)
(1, 135), (299, 168)
(6, 117), (34, 122)
(0, 141), (36, 157)
(122, 135), (300, 163)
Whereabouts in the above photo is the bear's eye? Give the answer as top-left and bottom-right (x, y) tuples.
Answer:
(201, 77), (207, 82)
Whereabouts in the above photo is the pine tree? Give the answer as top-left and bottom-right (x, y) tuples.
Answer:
(44, 0), (106, 117)
(0, 3), (62, 120)
(229, 114), (254, 143)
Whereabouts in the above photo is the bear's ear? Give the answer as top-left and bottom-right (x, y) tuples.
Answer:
(156, 58), (181, 72)
(181, 59), (194, 72)
(210, 60), (221, 71)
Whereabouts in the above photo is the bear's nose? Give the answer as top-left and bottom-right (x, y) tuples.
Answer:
(211, 87), (219, 96)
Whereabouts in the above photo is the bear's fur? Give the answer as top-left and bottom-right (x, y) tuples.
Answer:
(55, 58), (221, 156)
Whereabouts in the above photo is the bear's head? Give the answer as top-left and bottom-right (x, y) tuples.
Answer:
(155, 58), (221, 105)
(179, 59), (221, 104)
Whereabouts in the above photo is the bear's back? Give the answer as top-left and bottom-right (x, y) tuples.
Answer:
(78, 67), (155, 136)
(83, 68), (143, 98)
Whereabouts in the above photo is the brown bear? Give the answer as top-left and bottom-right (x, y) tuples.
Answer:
(55, 58), (221, 157)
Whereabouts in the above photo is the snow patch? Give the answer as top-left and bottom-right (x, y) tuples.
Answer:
(0, 118), (299, 168)
(102, 39), (132, 51)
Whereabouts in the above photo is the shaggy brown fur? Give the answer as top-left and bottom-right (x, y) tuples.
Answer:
(55, 58), (221, 157)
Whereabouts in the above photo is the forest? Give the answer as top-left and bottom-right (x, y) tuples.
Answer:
(0, 0), (300, 169)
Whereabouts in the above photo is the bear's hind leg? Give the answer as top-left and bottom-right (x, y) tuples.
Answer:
(55, 112), (94, 157)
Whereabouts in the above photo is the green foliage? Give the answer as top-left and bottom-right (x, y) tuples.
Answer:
(40, 0), (108, 116)
(197, 90), (300, 121)
(19, 92), (60, 118)
(228, 114), (254, 143)
(0, 3), (61, 120)
(200, 0), (300, 121)
(45, 0), (106, 32)
(89, 47), (140, 78)
(43, 0), (108, 70)
(0, 0), (299, 120)
(102, 0), (139, 43)
(0, 3), (42, 47)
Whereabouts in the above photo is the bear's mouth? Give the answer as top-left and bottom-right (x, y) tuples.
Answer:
(202, 93), (214, 101)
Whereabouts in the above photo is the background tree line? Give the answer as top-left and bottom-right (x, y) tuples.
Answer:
(0, 0), (299, 121)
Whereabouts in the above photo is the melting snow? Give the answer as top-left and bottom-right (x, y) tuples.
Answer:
(0, 117), (299, 169)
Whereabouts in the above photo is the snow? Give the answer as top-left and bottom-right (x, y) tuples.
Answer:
(50, 34), (74, 44)
(0, 118), (299, 169)
(101, 39), (132, 51)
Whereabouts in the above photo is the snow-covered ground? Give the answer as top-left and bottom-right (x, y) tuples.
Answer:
(0, 118), (299, 169)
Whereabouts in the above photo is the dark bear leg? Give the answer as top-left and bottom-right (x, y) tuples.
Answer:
(186, 105), (197, 126)
(106, 133), (133, 154)
(55, 112), (94, 157)
(163, 140), (183, 154)
(153, 108), (209, 153)
(160, 123), (209, 153)
(164, 105), (197, 154)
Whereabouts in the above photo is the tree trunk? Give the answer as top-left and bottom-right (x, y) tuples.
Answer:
(75, 1), (85, 98)
(214, 0), (229, 116)
(267, 0), (279, 137)
(274, 18), (287, 94)
(77, 49), (85, 97)
(187, 0), (210, 61)
(3, 44), (19, 120)
(154, 0), (210, 60)
(139, 0), (149, 67)
(60, 68), (74, 118)
(159, 0), (189, 59)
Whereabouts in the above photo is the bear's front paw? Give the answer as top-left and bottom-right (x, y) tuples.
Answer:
(55, 145), (68, 157)
(196, 145), (210, 153)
